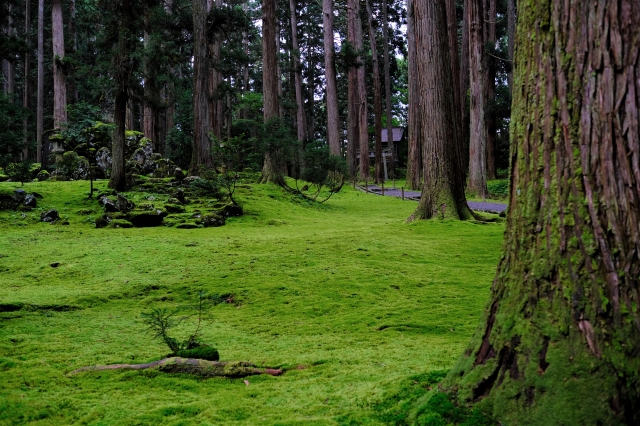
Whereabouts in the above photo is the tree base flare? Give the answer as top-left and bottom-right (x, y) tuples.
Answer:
(69, 357), (283, 378)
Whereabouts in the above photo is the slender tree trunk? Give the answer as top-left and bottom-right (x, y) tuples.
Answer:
(323, 0), (340, 156)
(446, 0), (464, 179)
(446, 1), (640, 423)
(306, 43), (314, 142)
(275, 21), (283, 119)
(260, 0), (283, 184)
(506, 0), (515, 91)
(355, 1), (369, 182)
(381, 0), (394, 177)
(23, 0), (31, 160)
(467, 0), (487, 198)
(460, 0), (470, 178)
(409, 0), (471, 221)
(365, 0), (383, 184)
(405, 0), (421, 191)
(191, 0), (212, 173)
(485, 0), (496, 180)
(164, 0), (175, 150)
(52, 0), (67, 139)
(289, 0), (306, 142)
(110, 90), (128, 191)
(37, 0), (45, 166)
(2, 4), (15, 99)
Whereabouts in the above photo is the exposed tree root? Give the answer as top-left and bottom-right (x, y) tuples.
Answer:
(69, 357), (283, 378)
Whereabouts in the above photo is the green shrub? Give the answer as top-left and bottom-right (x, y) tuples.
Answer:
(487, 179), (508, 198)
(175, 346), (219, 361)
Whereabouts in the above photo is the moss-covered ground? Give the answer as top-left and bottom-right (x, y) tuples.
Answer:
(0, 179), (504, 425)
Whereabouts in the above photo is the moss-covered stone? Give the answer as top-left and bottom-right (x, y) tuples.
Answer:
(125, 209), (168, 227)
(164, 203), (185, 214)
(108, 219), (134, 229)
(95, 217), (109, 228)
(201, 214), (225, 228)
(175, 222), (199, 229)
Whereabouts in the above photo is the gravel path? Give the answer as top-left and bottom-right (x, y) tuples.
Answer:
(359, 184), (508, 214)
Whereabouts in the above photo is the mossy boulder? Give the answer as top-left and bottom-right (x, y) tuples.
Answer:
(175, 222), (199, 229)
(95, 217), (109, 228)
(201, 214), (225, 228)
(164, 203), (185, 214)
(36, 170), (50, 181)
(108, 219), (134, 229)
(125, 209), (168, 227)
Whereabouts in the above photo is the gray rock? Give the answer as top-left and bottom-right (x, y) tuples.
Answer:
(99, 196), (119, 212)
(95, 147), (112, 177)
(174, 168), (185, 182)
(174, 188), (186, 204)
(125, 209), (168, 227)
(41, 209), (59, 222)
(202, 214), (225, 228)
(13, 190), (26, 204)
(117, 194), (135, 212)
(23, 194), (37, 208)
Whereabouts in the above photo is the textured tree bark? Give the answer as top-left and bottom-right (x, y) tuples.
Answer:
(191, 0), (213, 174)
(143, 29), (157, 148)
(355, 2), (369, 182)
(259, 0), (284, 185)
(506, 0), (515, 91)
(68, 0), (78, 104)
(405, 0), (421, 191)
(23, 0), (31, 160)
(346, 0), (359, 179)
(323, 0), (340, 156)
(381, 0), (394, 177)
(365, 0), (383, 184)
(485, 0), (496, 180)
(409, 1), (471, 222)
(109, 89), (128, 191)
(52, 0), (67, 138)
(70, 357), (283, 378)
(2, 4), (15, 98)
(306, 41), (315, 143)
(37, 0), (44, 166)
(208, 0), (224, 143)
(444, 1), (640, 423)
(446, 0), (464, 179)
(290, 0), (306, 143)
(467, 0), (487, 198)
(459, 0), (470, 178)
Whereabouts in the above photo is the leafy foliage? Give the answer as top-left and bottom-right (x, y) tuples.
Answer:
(4, 161), (33, 186)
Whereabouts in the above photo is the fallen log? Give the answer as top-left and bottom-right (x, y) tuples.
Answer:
(69, 357), (283, 378)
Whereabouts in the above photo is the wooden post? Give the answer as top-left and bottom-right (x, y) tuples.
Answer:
(402, 187), (405, 200)
(381, 182), (385, 196)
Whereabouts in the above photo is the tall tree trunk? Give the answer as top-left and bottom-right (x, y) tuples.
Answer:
(381, 0), (394, 177)
(275, 21), (283, 119)
(192, 0), (212, 173)
(52, 0), (67, 140)
(289, 0), (306, 142)
(164, 0), (175, 151)
(110, 89), (128, 191)
(346, 0), (359, 179)
(259, 0), (283, 184)
(208, 0), (224, 142)
(445, 0), (640, 423)
(306, 43), (314, 142)
(23, 0), (31, 160)
(405, 0), (420, 190)
(446, 0), (464, 179)
(409, 0), (471, 221)
(322, 0), (340, 156)
(355, 2), (369, 182)
(460, 0), (470, 178)
(68, 0), (78, 104)
(37, 0), (45, 166)
(143, 30), (157, 148)
(506, 0), (515, 91)
(485, 0), (496, 180)
(467, 0), (486, 198)
(2, 4), (15, 99)
(365, 0), (383, 184)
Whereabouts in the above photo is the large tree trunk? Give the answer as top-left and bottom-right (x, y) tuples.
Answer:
(52, 0), (67, 140)
(354, 2), (369, 182)
(485, 0), (496, 180)
(68, 0), (78, 104)
(346, 0), (359, 179)
(2, 4), (15, 99)
(143, 30), (157, 148)
(23, 0), (31, 160)
(322, 0), (340, 156)
(208, 0), (224, 143)
(467, 0), (486, 198)
(289, 0), (306, 143)
(506, 0), (515, 91)
(306, 42), (315, 142)
(446, 0), (464, 179)
(37, 0), (45, 166)
(405, 0), (420, 191)
(191, 0), (213, 173)
(365, 0), (383, 184)
(109, 89), (128, 191)
(459, 0), (470, 178)
(259, 0), (283, 185)
(445, 1), (640, 423)
(409, 1), (471, 221)
(381, 0), (394, 178)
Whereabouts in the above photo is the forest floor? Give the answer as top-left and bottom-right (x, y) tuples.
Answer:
(0, 178), (504, 425)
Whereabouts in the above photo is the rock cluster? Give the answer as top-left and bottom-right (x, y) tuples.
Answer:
(0, 190), (43, 211)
